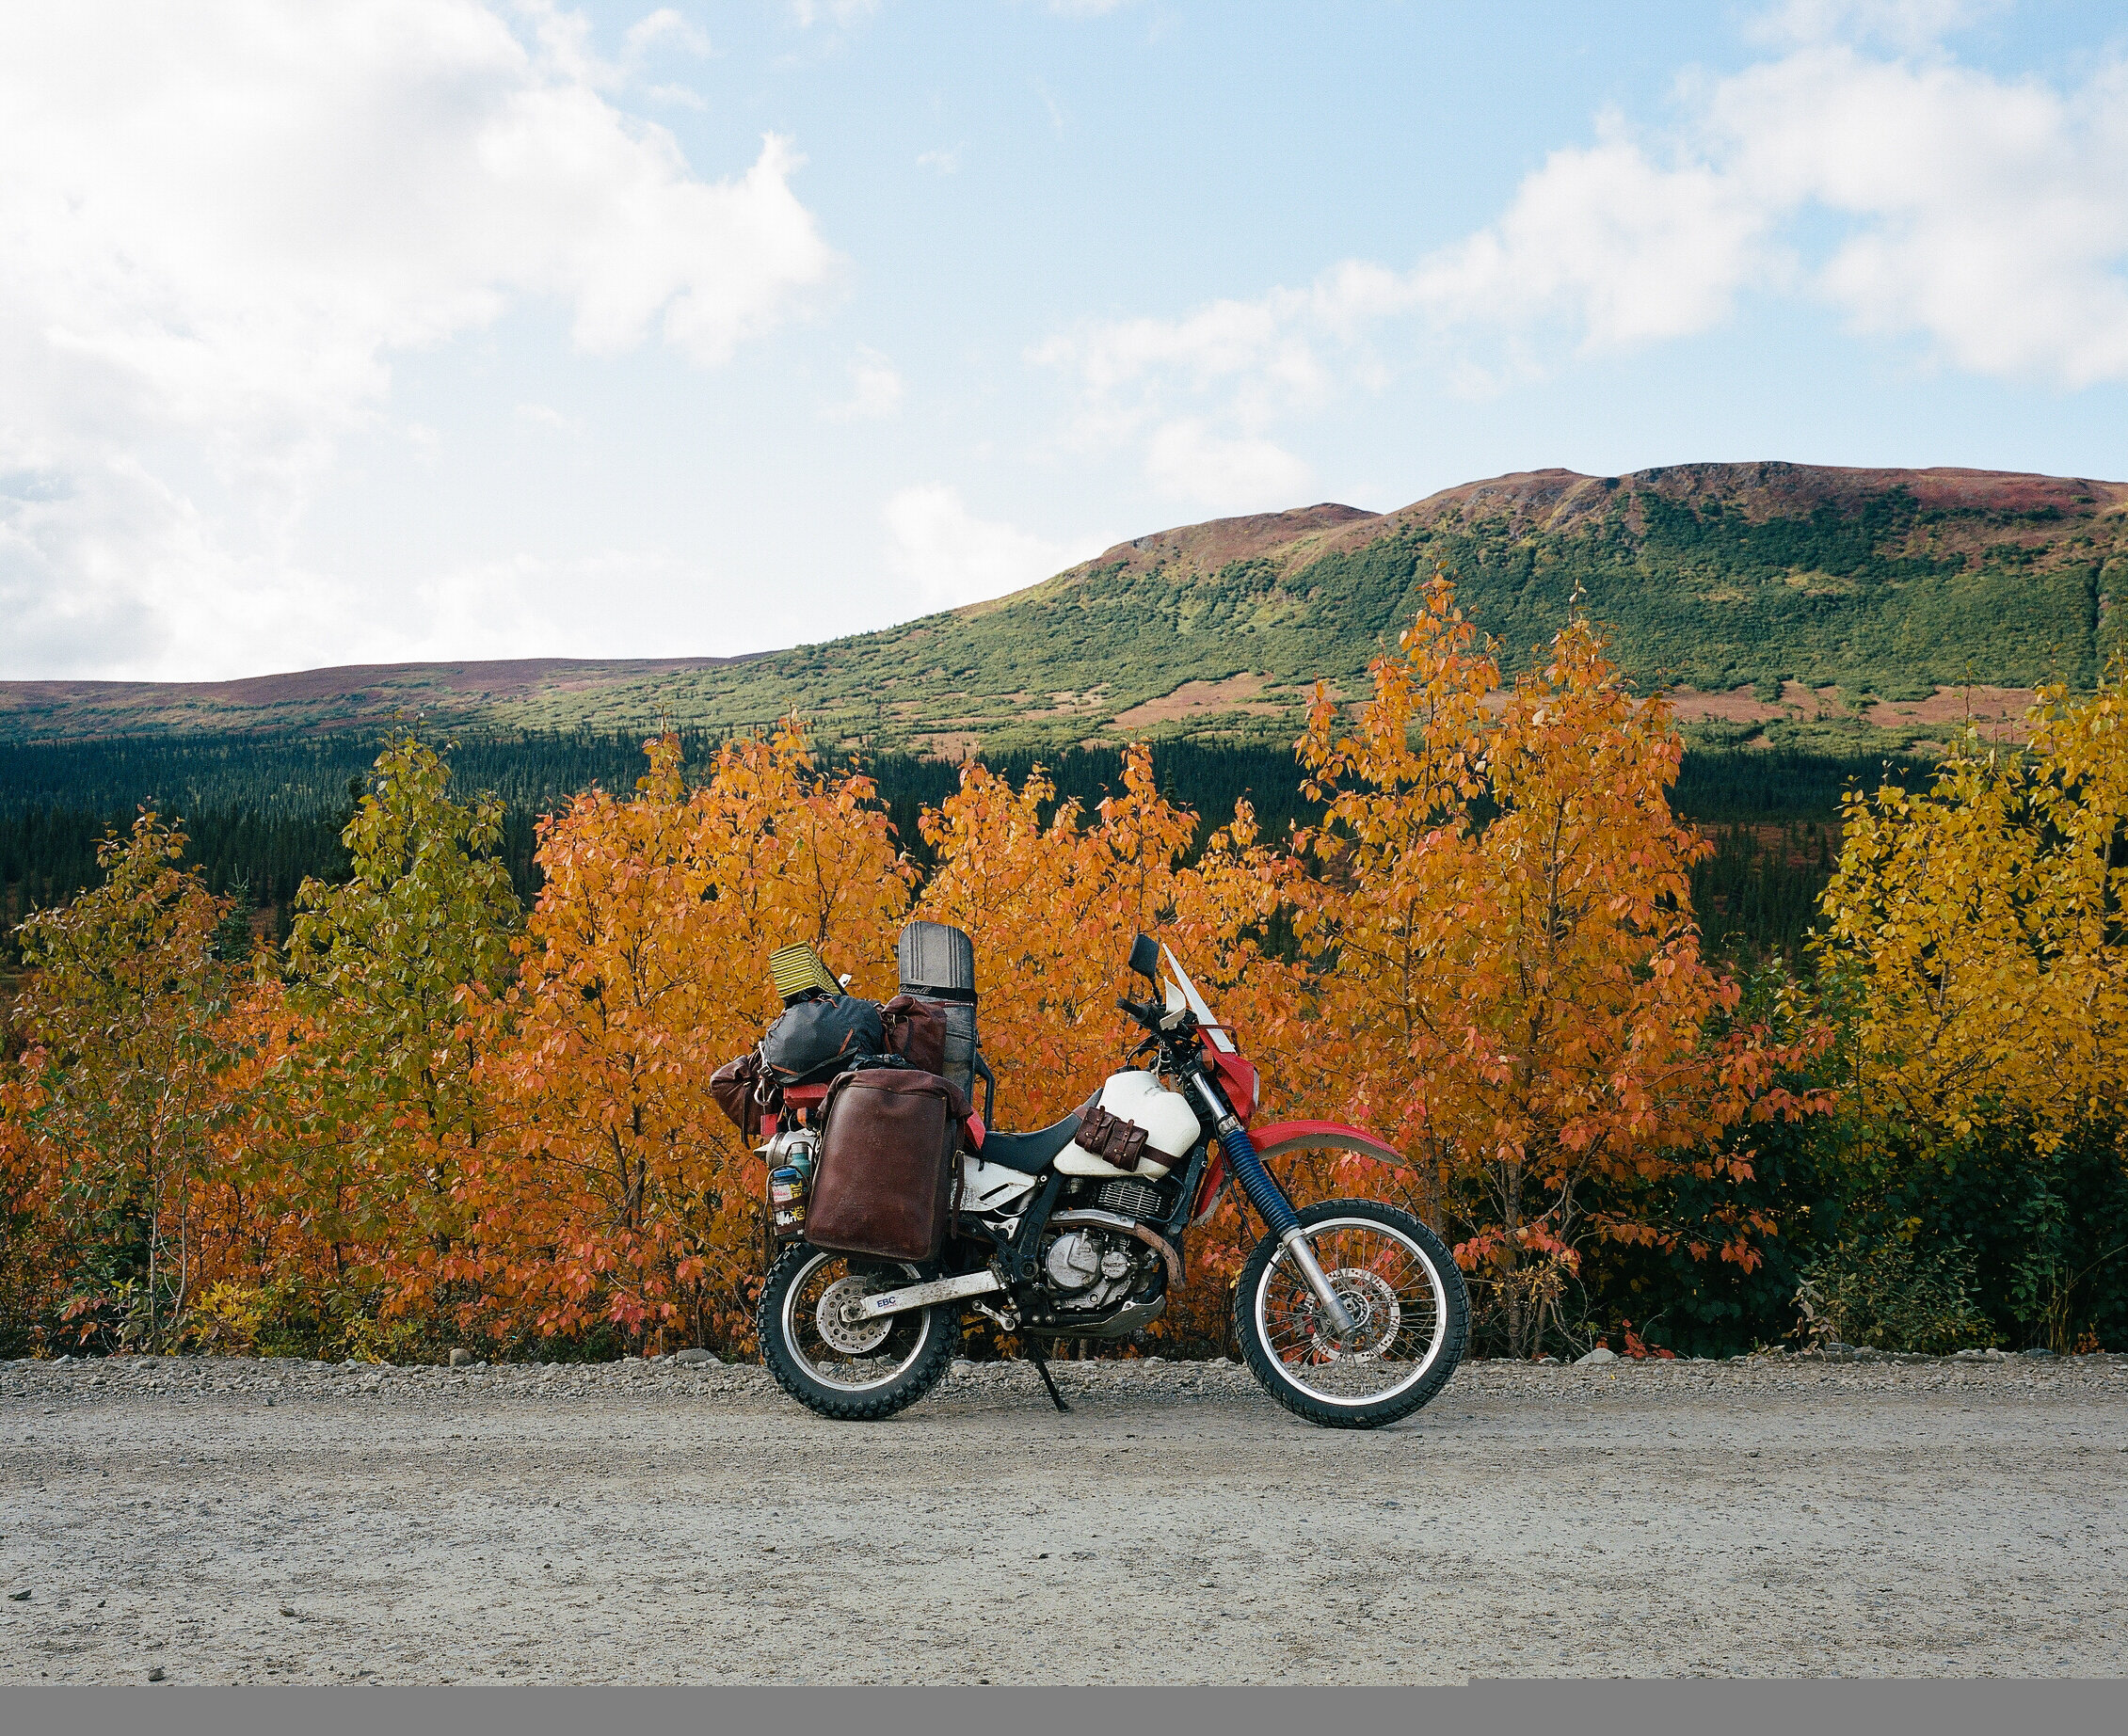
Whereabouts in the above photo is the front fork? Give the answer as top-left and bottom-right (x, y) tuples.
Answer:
(1187, 1075), (1358, 1342)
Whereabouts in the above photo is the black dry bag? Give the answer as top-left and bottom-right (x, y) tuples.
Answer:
(760, 995), (886, 1089)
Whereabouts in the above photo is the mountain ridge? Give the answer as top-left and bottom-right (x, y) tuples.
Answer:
(7, 462), (2122, 752)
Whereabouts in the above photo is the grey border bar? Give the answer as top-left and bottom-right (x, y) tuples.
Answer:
(4, 1681), (2125, 1736)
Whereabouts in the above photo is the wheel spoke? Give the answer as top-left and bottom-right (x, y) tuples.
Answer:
(1252, 1217), (1453, 1408)
(781, 1254), (933, 1392)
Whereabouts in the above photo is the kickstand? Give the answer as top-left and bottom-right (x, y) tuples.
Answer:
(1029, 1347), (1072, 1414)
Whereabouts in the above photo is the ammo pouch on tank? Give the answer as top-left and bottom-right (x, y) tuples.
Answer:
(1072, 1105), (1152, 1172)
(760, 994), (886, 1090)
(806, 1067), (970, 1265)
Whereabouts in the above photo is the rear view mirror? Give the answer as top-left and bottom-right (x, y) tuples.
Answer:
(1128, 932), (1160, 982)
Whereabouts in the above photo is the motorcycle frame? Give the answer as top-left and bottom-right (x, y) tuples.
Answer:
(945, 1013), (1403, 1338)
(764, 968), (1408, 1338)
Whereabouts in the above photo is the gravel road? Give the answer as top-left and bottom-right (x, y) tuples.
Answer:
(4, 1350), (2125, 1683)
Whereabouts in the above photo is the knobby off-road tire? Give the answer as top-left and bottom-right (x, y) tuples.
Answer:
(1235, 1198), (1468, 1429)
(758, 1244), (960, 1421)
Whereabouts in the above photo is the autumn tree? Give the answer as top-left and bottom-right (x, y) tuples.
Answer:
(1816, 676), (2128, 1348)
(1818, 678), (2128, 1152)
(915, 749), (1198, 1123)
(275, 732), (521, 1327)
(4, 814), (242, 1350)
(470, 725), (913, 1352)
(1297, 580), (1823, 1356)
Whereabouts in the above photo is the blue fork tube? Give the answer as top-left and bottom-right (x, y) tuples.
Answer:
(1190, 1070), (1353, 1339)
(1218, 1123), (1300, 1238)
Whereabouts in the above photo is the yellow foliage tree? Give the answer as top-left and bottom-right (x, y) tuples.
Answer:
(1817, 674), (2128, 1155)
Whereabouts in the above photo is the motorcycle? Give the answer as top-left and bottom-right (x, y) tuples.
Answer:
(754, 932), (1468, 1428)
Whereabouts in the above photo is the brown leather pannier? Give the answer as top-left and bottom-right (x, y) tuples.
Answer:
(806, 1067), (968, 1264)
(879, 994), (949, 1076)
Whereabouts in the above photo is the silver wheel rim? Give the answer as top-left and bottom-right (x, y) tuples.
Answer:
(780, 1251), (934, 1392)
(1255, 1216), (1448, 1407)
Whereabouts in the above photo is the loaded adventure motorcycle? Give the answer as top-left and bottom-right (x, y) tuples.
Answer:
(738, 922), (1468, 1429)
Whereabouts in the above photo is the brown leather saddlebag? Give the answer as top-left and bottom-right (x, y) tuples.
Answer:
(806, 1067), (968, 1264)
(879, 994), (949, 1076)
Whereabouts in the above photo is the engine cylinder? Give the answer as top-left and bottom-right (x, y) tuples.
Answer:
(1095, 1177), (1170, 1220)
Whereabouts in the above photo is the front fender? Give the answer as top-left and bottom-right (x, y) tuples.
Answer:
(1189, 1119), (1405, 1227)
(1248, 1120), (1406, 1167)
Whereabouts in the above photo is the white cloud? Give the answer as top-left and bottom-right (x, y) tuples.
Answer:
(1750, 0), (2006, 51)
(824, 350), (905, 422)
(1032, 274), (1362, 508)
(1034, 5), (2128, 500)
(1716, 47), (2128, 386)
(624, 8), (711, 59)
(917, 147), (963, 174)
(883, 486), (1087, 613)
(1410, 125), (1771, 352)
(1143, 422), (1312, 514)
(0, 0), (835, 678)
(789, 0), (877, 29)
(408, 549), (712, 661)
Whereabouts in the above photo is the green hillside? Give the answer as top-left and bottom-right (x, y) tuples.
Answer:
(560, 462), (2126, 755)
(5, 462), (2121, 754)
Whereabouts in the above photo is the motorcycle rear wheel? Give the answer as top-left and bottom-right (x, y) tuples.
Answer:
(758, 1244), (960, 1421)
(1235, 1198), (1467, 1429)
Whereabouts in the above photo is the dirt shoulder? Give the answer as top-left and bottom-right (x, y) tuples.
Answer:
(5, 1353), (2125, 1684)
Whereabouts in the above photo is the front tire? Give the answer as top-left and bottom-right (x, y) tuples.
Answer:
(1235, 1199), (1467, 1429)
(758, 1245), (960, 1421)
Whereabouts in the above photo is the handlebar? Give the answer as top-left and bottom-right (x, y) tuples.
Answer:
(1116, 994), (1162, 1030)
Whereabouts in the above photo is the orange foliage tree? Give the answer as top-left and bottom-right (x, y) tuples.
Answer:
(465, 725), (913, 1353)
(913, 745), (1314, 1347)
(1296, 580), (1827, 1356)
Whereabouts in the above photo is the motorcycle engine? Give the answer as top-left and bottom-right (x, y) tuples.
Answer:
(1039, 1227), (1156, 1314)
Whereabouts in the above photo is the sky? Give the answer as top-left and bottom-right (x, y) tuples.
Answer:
(3, 0), (2127, 681)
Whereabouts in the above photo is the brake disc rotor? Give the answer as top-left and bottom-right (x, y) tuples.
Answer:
(1305, 1267), (1400, 1361)
(816, 1274), (893, 1356)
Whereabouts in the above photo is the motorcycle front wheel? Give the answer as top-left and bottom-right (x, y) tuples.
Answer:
(1235, 1199), (1468, 1429)
(758, 1244), (960, 1421)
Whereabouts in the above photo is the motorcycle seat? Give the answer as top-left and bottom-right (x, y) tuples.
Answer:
(974, 1108), (1086, 1175)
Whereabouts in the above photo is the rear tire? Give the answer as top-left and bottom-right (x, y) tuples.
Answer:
(758, 1244), (960, 1421)
(1235, 1198), (1467, 1429)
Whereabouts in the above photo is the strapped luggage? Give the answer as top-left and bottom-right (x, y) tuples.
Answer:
(805, 1067), (969, 1264)
(896, 920), (985, 1113)
(879, 994), (948, 1076)
(760, 994), (885, 1090)
(710, 1049), (778, 1140)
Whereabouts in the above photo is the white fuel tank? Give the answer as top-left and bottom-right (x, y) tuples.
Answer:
(1053, 1070), (1200, 1180)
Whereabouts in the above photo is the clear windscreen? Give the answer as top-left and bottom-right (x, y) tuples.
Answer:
(1161, 944), (1236, 1053)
